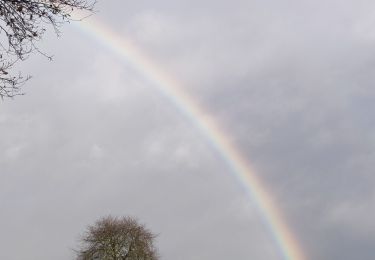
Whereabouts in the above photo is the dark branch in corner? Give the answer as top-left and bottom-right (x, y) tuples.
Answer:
(0, 0), (96, 98)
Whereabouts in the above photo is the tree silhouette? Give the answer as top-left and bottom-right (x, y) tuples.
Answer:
(76, 216), (159, 260)
(0, 0), (95, 98)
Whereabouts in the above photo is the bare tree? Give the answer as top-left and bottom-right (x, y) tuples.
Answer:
(0, 0), (96, 98)
(76, 216), (159, 260)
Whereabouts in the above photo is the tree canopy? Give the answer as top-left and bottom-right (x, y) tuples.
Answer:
(0, 0), (95, 98)
(76, 216), (159, 260)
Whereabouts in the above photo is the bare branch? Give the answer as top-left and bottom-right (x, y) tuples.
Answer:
(0, 0), (96, 99)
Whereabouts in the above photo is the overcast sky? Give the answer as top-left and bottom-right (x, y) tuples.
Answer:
(1, 0), (375, 259)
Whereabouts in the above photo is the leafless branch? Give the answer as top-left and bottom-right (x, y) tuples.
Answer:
(0, 0), (96, 99)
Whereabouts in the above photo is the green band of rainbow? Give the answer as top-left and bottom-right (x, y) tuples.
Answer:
(75, 17), (306, 260)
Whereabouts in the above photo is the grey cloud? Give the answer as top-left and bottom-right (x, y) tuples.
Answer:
(1, 0), (375, 259)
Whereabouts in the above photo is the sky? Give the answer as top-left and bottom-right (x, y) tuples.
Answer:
(1, 0), (375, 259)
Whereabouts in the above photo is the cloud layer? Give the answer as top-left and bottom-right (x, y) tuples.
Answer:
(1, 0), (375, 259)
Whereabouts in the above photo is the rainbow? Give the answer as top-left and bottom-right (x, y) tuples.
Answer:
(74, 16), (306, 260)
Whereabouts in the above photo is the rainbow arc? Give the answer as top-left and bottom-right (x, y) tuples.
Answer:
(76, 17), (306, 260)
